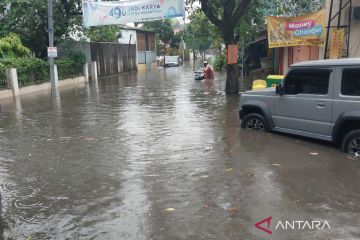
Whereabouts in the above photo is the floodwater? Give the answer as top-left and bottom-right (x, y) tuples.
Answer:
(0, 64), (359, 240)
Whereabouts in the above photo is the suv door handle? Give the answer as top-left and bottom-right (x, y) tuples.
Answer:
(317, 101), (326, 108)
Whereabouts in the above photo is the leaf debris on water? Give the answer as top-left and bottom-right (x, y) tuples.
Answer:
(204, 147), (213, 152)
(309, 152), (319, 156)
(347, 155), (359, 161)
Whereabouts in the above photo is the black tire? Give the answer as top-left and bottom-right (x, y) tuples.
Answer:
(241, 113), (269, 132)
(342, 129), (360, 155)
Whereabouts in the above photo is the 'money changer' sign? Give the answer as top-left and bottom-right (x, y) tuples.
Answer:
(82, 0), (185, 27)
(267, 10), (326, 48)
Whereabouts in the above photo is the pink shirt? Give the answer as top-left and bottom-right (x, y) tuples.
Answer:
(204, 65), (215, 79)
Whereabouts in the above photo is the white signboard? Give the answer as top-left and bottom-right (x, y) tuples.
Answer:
(82, 0), (185, 27)
(47, 47), (58, 58)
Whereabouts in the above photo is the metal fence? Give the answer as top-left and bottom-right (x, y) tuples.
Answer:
(138, 51), (156, 64)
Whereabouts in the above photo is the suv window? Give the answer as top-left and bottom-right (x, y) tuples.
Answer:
(342, 68), (360, 96)
(284, 68), (330, 95)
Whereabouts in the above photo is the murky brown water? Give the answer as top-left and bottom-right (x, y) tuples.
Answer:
(0, 64), (360, 239)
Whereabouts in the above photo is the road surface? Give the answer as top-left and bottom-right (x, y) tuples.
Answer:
(0, 65), (359, 239)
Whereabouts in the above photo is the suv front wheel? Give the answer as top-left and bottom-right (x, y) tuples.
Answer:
(241, 113), (269, 132)
(342, 130), (360, 156)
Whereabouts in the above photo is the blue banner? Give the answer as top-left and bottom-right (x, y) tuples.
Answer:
(82, 0), (185, 27)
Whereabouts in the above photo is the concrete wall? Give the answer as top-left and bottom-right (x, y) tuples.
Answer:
(0, 89), (13, 99)
(90, 42), (137, 77)
(135, 31), (157, 70)
(138, 51), (157, 64)
(62, 41), (137, 77)
(319, 0), (360, 58)
(0, 76), (86, 100)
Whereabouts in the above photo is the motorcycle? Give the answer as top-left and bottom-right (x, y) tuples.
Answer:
(194, 69), (205, 80)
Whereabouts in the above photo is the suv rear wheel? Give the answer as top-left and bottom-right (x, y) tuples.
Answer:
(241, 113), (269, 132)
(342, 130), (360, 156)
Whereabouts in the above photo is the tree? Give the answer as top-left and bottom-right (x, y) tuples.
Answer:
(142, 20), (175, 44)
(188, 0), (321, 94)
(273, 0), (322, 16)
(84, 26), (121, 42)
(187, 0), (253, 94)
(170, 33), (182, 49)
(185, 10), (215, 55)
(0, 0), (82, 57)
(0, 33), (30, 58)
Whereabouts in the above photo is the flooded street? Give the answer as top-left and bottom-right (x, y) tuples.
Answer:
(0, 64), (360, 239)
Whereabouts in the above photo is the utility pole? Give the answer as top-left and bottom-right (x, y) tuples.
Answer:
(128, 34), (132, 73)
(182, 16), (186, 62)
(47, 0), (57, 94)
(162, 29), (166, 68)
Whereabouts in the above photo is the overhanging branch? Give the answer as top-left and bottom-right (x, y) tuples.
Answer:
(200, 0), (224, 33)
(224, 0), (236, 18)
(229, 0), (252, 29)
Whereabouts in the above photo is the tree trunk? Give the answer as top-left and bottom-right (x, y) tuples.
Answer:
(224, 31), (239, 95)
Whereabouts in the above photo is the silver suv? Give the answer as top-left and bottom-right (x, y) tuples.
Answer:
(239, 59), (360, 155)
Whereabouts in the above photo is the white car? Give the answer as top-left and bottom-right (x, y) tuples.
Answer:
(164, 56), (182, 67)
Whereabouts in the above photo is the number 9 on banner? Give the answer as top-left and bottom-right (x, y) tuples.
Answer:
(110, 7), (124, 19)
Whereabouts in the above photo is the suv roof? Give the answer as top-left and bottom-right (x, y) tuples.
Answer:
(291, 58), (360, 67)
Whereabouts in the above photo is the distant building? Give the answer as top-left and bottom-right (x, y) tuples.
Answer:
(118, 26), (157, 70)
(319, 0), (360, 59)
(248, 0), (360, 76)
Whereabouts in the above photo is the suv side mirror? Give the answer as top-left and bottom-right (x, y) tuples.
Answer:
(276, 84), (284, 95)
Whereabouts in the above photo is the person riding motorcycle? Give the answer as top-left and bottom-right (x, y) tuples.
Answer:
(203, 61), (215, 79)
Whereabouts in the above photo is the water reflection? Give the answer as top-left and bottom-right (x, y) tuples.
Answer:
(0, 64), (359, 239)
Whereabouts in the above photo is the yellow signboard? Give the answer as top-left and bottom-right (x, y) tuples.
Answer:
(267, 10), (326, 48)
(329, 29), (345, 59)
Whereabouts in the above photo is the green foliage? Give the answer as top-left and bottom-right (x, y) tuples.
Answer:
(170, 33), (182, 49)
(55, 53), (86, 80)
(273, 0), (322, 16)
(0, 33), (30, 58)
(0, 52), (85, 86)
(212, 54), (227, 71)
(234, 2), (267, 46)
(84, 26), (121, 42)
(0, 57), (49, 86)
(185, 9), (216, 52)
(68, 52), (86, 65)
(0, 62), (6, 88)
(0, 0), (82, 57)
(142, 20), (175, 44)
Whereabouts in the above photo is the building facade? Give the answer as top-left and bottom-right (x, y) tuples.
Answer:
(118, 27), (157, 71)
(319, 0), (360, 59)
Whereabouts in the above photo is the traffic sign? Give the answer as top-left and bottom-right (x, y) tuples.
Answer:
(47, 47), (58, 58)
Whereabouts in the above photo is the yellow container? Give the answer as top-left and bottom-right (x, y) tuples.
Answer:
(252, 80), (267, 90)
(266, 75), (284, 87)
